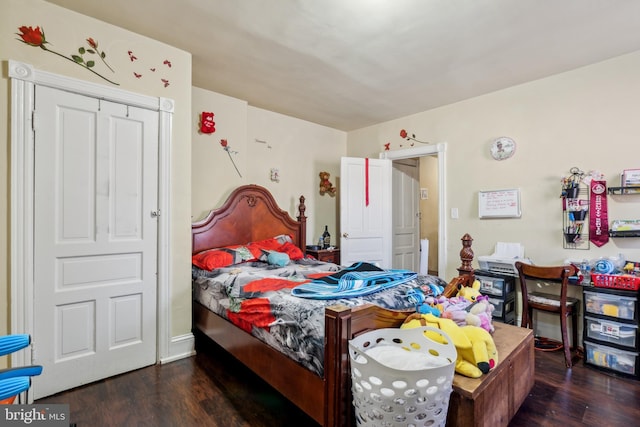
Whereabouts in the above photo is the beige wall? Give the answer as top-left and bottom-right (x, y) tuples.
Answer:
(348, 51), (640, 277)
(191, 86), (347, 245)
(347, 50), (640, 341)
(1, 0), (193, 354)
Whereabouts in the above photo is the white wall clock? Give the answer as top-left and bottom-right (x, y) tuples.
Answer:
(490, 137), (516, 160)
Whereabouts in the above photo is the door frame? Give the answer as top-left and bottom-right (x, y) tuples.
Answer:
(8, 60), (173, 368)
(380, 143), (447, 276)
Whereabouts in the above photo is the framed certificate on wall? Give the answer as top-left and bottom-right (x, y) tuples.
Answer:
(478, 189), (521, 218)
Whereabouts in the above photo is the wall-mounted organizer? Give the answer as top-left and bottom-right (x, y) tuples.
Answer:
(608, 186), (640, 195)
(607, 184), (640, 237)
(562, 177), (590, 250)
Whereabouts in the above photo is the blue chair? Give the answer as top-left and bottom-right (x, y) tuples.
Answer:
(0, 334), (43, 404)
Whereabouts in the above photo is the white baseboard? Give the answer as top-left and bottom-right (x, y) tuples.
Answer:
(160, 332), (195, 364)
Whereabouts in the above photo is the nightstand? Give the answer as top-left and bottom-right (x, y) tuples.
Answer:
(306, 248), (340, 265)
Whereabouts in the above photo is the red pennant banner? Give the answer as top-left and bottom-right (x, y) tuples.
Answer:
(365, 158), (369, 206)
(589, 180), (609, 247)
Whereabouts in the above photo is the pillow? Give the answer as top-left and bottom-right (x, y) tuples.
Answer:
(266, 251), (290, 267)
(277, 241), (304, 260)
(247, 234), (296, 261)
(247, 238), (282, 261)
(273, 234), (294, 245)
(192, 245), (254, 271)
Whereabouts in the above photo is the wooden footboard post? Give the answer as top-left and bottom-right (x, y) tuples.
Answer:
(457, 233), (475, 277)
(324, 305), (354, 427)
(297, 195), (307, 255)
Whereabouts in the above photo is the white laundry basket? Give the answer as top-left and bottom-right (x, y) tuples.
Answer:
(348, 327), (456, 427)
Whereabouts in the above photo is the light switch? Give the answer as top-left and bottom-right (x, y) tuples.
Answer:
(451, 208), (459, 219)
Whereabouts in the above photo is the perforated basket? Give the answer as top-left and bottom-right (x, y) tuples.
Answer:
(348, 327), (456, 427)
(592, 273), (640, 291)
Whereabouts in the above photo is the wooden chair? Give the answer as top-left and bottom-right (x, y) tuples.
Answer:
(515, 261), (579, 367)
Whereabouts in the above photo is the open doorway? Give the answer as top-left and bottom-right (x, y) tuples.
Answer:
(392, 156), (439, 276)
(381, 144), (446, 278)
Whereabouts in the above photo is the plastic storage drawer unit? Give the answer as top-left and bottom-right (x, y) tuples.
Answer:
(489, 297), (514, 319)
(584, 290), (637, 322)
(585, 341), (640, 376)
(585, 316), (639, 349)
(476, 271), (515, 298)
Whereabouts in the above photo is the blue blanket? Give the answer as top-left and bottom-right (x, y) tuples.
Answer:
(291, 262), (418, 299)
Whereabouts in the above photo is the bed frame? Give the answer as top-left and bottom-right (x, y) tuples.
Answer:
(192, 184), (475, 427)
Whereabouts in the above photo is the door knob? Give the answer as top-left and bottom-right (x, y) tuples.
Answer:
(342, 232), (349, 238)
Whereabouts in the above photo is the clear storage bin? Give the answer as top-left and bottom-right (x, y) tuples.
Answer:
(584, 290), (637, 321)
(488, 297), (514, 319)
(585, 341), (639, 375)
(477, 273), (514, 297)
(585, 316), (638, 349)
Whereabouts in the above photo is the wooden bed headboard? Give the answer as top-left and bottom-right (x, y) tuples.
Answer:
(192, 185), (307, 255)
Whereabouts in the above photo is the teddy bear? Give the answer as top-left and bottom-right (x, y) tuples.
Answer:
(319, 171), (337, 196)
(402, 313), (498, 378)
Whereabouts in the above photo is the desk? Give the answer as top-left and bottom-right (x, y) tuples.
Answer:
(447, 322), (535, 427)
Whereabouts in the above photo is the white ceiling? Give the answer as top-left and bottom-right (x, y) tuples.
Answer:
(45, 0), (640, 131)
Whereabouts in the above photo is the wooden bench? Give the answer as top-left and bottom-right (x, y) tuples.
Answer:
(447, 322), (535, 427)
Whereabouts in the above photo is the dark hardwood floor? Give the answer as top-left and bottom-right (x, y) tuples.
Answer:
(36, 333), (640, 426)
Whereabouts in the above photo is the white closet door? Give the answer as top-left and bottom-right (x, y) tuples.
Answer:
(33, 85), (158, 398)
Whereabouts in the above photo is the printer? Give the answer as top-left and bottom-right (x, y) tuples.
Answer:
(477, 242), (532, 276)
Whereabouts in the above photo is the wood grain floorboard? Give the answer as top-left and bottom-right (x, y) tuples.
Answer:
(36, 333), (640, 426)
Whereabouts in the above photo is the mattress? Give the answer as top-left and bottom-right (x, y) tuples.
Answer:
(193, 258), (446, 376)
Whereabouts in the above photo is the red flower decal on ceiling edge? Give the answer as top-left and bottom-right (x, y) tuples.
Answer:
(399, 129), (430, 145)
(16, 26), (119, 86)
(85, 37), (114, 72)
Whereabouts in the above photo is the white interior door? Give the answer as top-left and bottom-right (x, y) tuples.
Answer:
(340, 157), (392, 268)
(32, 86), (158, 398)
(392, 159), (420, 271)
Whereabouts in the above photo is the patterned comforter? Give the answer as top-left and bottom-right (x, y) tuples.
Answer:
(192, 258), (447, 377)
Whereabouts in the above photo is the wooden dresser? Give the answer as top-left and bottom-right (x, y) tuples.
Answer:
(447, 322), (535, 427)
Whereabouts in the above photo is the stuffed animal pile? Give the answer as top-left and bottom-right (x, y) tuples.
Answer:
(407, 280), (495, 333)
(403, 279), (499, 378)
